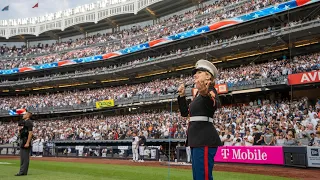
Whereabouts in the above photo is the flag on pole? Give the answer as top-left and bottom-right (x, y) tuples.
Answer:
(32, 3), (39, 8)
(1, 5), (9, 11)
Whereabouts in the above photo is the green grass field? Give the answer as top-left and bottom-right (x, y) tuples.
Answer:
(0, 159), (294, 180)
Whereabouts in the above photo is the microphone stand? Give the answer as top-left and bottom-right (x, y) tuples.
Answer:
(167, 85), (191, 180)
(167, 90), (175, 180)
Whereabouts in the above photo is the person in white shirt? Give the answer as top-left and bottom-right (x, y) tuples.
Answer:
(314, 131), (320, 146)
(239, 124), (245, 137)
(232, 133), (242, 146)
(38, 138), (44, 157)
(132, 131), (139, 162)
(32, 138), (40, 157)
(186, 146), (191, 163)
(242, 130), (254, 146)
(222, 130), (234, 146)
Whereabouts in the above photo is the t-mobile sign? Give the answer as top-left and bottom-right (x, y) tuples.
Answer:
(214, 146), (284, 165)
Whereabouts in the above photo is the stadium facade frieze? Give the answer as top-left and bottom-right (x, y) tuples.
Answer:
(0, 0), (164, 39)
(0, 0), (318, 76)
(0, 19), (319, 89)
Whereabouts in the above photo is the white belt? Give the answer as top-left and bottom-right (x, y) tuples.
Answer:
(190, 116), (214, 123)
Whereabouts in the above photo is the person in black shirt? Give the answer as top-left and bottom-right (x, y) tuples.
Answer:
(16, 112), (34, 176)
(252, 126), (263, 145)
(177, 59), (222, 180)
(138, 132), (146, 162)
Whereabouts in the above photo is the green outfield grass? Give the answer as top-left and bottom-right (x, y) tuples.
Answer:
(0, 159), (294, 180)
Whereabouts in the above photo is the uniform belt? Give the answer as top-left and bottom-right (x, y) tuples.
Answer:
(189, 116), (214, 123)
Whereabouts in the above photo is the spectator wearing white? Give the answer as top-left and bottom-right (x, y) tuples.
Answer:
(186, 146), (191, 163)
(314, 131), (320, 146)
(32, 138), (40, 157)
(242, 130), (254, 146)
(232, 133), (242, 146)
(239, 124), (245, 137)
(131, 131), (139, 162)
(222, 130), (234, 146)
(38, 138), (44, 157)
(297, 126), (310, 146)
(311, 114), (319, 128)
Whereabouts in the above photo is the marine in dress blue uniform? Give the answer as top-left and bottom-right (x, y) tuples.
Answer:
(177, 59), (222, 180)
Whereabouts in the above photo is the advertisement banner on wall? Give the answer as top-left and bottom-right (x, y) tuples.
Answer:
(95, 99), (115, 109)
(214, 146), (284, 165)
(215, 84), (228, 94)
(287, 70), (320, 85)
(307, 146), (320, 168)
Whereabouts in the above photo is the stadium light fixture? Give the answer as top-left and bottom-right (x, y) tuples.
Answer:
(136, 70), (168, 78)
(145, 7), (156, 16)
(295, 41), (318, 47)
(213, 61), (222, 64)
(175, 65), (194, 71)
(58, 83), (89, 88)
(101, 78), (129, 83)
(32, 86), (54, 91)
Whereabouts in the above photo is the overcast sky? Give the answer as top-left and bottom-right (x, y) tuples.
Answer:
(0, 0), (97, 20)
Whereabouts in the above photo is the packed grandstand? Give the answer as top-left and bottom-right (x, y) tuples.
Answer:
(0, 0), (320, 151)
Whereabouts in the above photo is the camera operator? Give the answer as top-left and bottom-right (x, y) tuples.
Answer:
(232, 133), (242, 146)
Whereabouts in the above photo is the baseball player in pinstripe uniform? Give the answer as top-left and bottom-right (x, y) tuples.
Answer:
(132, 131), (139, 162)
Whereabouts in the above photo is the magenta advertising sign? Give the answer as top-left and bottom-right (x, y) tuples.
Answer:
(214, 146), (284, 165)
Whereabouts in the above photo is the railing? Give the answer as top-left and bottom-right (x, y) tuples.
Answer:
(0, 145), (161, 161)
(0, 76), (287, 116)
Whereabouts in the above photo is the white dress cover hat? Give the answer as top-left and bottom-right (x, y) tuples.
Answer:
(192, 59), (218, 79)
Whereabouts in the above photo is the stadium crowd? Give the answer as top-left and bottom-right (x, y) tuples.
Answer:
(0, 98), (320, 147)
(0, 52), (319, 111)
(0, 0), (290, 69)
(3, 14), (318, 83)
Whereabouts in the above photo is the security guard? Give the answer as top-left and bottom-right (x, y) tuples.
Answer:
(177, 59), (222, 180)
(16, 111), (34, 176)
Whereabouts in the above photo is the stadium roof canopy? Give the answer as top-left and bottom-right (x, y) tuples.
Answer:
(0, 0), (207, 42)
